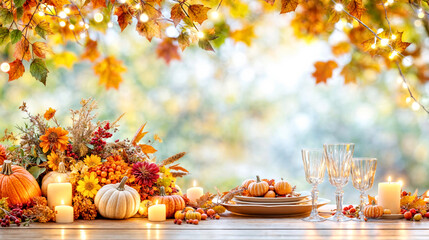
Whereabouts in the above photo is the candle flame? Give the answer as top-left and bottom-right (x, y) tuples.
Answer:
(155, 200), (158, 205)
(61, 200), (64, 205)
(193, 180), (197, 187)
(388, 176), (391, 183)
(57, 176), (62, 183)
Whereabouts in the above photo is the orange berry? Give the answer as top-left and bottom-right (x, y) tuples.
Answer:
(106, 179), (111, 184)
(101, 171), (107, 178)
(207, 209), (215, 216)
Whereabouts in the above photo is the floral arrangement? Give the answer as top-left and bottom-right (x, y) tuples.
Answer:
(0, 98), (189, 222)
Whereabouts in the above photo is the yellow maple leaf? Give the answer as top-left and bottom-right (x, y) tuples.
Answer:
(93, 56), (127, 90)
(53, 51), (77, 69)
(230, 26), (255, 46)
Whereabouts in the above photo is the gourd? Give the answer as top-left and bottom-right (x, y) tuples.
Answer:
(41, 162), (70, 196)
(95, 176), (140, 219)
(364, 201), (384, 218)
(248, 176), (269, 197)
(175, 210), (185, 220)
(138, 200), (154, 217)
(274, 178), (292, 195)
(0, 160), (41, 205)
(149, 186), (186, 218)
(264, 190), (276, 198)
(185, 210), (201, 220)
(241, 179), (255, 189)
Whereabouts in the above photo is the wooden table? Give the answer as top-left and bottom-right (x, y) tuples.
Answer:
(1, 205), (428, 239)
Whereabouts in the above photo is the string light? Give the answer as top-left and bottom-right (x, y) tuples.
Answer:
(389, 50), (397, 59)
(64, 7), (71, 14)
(135, 3), (141, 9)
(80, 32), (86, 39)
(108, 22), (113, 28)
(406, 97), (412, 104)
(118, 0), (126, 3)
(85, 23), (90, 29)
(94, 13), (104, 23)
(197, 31), (205, 39)
(139, 13), (149, 22)
(380, 38), (389, 46)
(412, 102), (420, 111)
(402, 82), (408, 89)
(210, 11), (220, 20)
(79, 21), (85, 27)
(59, 21), (66, 27)
(371, 43), (376, 49)
(334, 3), (344, 12)
(38, 11), (45, 17)
(58, 11), (67, 19)
(415, 19), (423, 27)
(391, 34), (396, 40)
(387, 0), (394, 4)
(418, 9), (425, 19)
(1, 62), (10, 73)
(69, 24), (75, 30)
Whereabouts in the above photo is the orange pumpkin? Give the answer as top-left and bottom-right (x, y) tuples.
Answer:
(0, 160), (41, 205)
(264, 190), (276, 198)
(364, 201), (384, 218)
(241, 179), (255, 189)
(149, 186), (185, 218)
(274, 178), (292, 195)
(248, 176), (269, 197)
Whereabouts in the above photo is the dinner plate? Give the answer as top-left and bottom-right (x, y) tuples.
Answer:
(233, 197), (312, 206)
(221, 198), (330, 216)
(235, 191), (310, 203)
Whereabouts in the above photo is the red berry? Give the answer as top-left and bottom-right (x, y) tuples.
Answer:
(404, 211), (413, 220)
(425, 212), (429, 218)
(343, 207), (349, 211)
(193, 219), (199, 225)
(342, 211), (347, 215)
(348, 205), (354, 209)
(207, 209), (215, 216)
(177, 219), (182, 225)
(410, 209), (417, 215)
(350, 208), (356, 213)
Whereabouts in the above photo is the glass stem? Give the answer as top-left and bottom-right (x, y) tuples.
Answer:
(335, 188), (344, 216)
(311, 184), (319, 216)
(359, 190), (366, 220)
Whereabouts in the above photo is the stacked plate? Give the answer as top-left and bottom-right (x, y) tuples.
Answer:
(221, 192), (330, 217)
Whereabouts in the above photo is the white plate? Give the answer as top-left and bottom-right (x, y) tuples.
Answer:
(222, 198), (330, 216)
(235, 191), (310, 203)
(233, 197), (312, 206)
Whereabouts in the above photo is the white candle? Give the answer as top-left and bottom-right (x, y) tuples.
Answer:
(47, 177), (72, 209)
(378, 176), (401, 214)
(148, 201), (166, 222)
(55, 200), (74, 223)
(186, 180), (203, 203)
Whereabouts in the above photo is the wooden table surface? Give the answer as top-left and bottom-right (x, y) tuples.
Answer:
(1, 205), (428, 240)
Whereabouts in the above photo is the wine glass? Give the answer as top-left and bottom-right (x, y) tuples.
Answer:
(324, 143), (355, 222)
(351, 158), (377, 221)
(301, 149), (327, 222)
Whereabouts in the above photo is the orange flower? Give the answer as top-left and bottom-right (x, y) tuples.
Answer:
(39, 127), (69, 153)
(44, 108), (56, 120)
(0, 144), (6, 165)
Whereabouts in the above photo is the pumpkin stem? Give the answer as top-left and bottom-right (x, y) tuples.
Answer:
(159, 186), (166, 196)
(256, 175), (261, 183)
(371, 200), (376, 206)
(0, 160), (12, 175)
(117, 176), (128, 191)
(58, 161), (67, 174)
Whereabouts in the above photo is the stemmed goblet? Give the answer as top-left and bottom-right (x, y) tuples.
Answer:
(301, 149), (326, 222)
(324, 143), (355, 222)
(351, 158), (377, 221)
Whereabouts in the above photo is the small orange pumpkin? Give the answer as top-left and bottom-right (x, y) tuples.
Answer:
(149, 186), (186, 218)
(364, 201), (384, 218)
(0, 160), (41, 205)
(264, 190), (276, 198)
(241, 179), (255, 189)
(274, 178), (292, 195)
(248, 176), (269, 197)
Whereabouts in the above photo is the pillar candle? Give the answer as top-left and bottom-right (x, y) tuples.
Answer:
(378, 177), (401, 214)
(148, 202), (166, 222)
(55, 203), (74, 223)
(47, 177), (72, 209)
(186, 180), (203, 203)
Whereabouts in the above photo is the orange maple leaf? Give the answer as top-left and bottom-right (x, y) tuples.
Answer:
(280, 0), (299, 14)
(263, 0), (275, 6)
(340, 64), (356, 84)
(7, 59), (25, 82)
(114, 4), (135, 32)
(44, 0), (70, 8)
(93, 56), (126, 90)
(139, 144), (157, 155)
(171, 3), (185, 26)
(347, 0), (365, 20)
(312, 60), (338, 84)
(14, 39), (31, 61)
(188, 4), (210, 24)
(331, 42), (351, 56)
(91, 0), (106, 8)
(81, 39), (100, 62)
(156, 39), (181, 64)
(230, 26), (256, 46)
(131, 123), (148, 146)
(136, 20), (161, 42)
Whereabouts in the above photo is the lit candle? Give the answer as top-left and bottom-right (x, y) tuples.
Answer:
(378, 176), (401, 214)
(55, 200), (74, 223)
(186, 180), (204, 203)
(148, 201), (166, 222)
(47, 176), (72, 209)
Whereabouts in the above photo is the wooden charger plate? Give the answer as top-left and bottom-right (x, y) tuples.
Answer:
(233, 197), (312, 206)
(221, 198), (330, 216)
(235, 191), (310, 203)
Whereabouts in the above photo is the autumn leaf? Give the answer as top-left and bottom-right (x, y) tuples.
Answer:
(156, 39), (181, 64)
(171, 3), (185, 27)
(263, 0), (275, 6)
(53, 51), (77, 69)
(7, 59), (25, 82)
(14, 38), (31, 61)
(331, 42), (351, 56)
(188, 4), (210, 24)
(136, 20), (161, 42)
(131, 123), (148, 146)
(139, 144), (157, 155)
(340, 64), (356, 84)
(44, 0), (70, 8)
(30, 59), (49, 85)
(10, 29), (22, 44)
(0, 27), (9, 46)
(347, 0), (365, 20)
(178, 31), (191, 51)
(32, 42), (52, 59)
(154, 134), (162, 143)
(368, 195), (377, 204)
(34, 21), (52, 39)
(91, 0), (105, 8)
(391, 32), (411, 53)
(230, 26), (255, 46)
(280, 0), (299, 14)
(198, 39), (214, 51)
(362, 32), (410, 59)
(14, 0), (26, 8)
(169, 163), (189, 173)
(312, 60), (338, 84)
(93, 56), (127, 90)
(81, 39), (100, 62)
(0, 8), (14, 25)
(114, 4), (134, 32)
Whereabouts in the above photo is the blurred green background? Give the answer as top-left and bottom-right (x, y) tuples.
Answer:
(1, 14), (428, 203)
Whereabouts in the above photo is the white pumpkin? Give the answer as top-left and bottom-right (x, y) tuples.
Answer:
(41, 162), (70, 196)
(95, 176), (140, 219)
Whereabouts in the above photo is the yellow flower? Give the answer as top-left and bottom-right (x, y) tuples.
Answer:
(47, 151), (60, 171)
(84, 154), (101, 167)
(39, 127), (69, 153)
(44, 108), (56, 120)
(76, 172), (101, 198)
